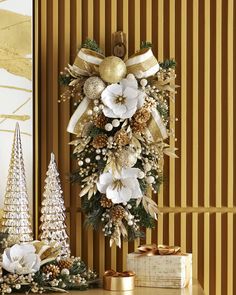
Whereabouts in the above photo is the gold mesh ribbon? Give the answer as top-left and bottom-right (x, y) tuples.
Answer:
(72, 48), (104, 76)
(126, 48), (159, 78)
(127, 56), (158, 74)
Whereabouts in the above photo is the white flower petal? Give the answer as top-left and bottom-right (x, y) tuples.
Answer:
(103, 106), (117, 118)
(120, 78), (138, 90)
(130, 179), (143, 198)
(137, 92), (145, 108)
(107, 83), (123, 96)
(2, 252), (13, 272)
(120, 107), (137, 119)
(113, 104), (127, 116)
(23, 254), (40, 273)
(99, 172), (113, 184)
(119, 185), (133, 202)
(106, 183), (132, 204)
(2, 244), (41, 275)
(97, 172), (113, 193)
(9, 244), (24, 261)
(106, 185), (121, 203)
(101, 93), (116, 109)
(125, 96), (139, 109)
(123, 87), (138, 99)
(121, 168), (140, 178)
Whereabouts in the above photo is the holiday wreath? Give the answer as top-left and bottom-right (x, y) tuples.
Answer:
(60, 39), (177, 247)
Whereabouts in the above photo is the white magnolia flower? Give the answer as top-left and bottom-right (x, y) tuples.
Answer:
(2, 244), (41, 275)
(97, 168), (143, 204)
(101, 76), (145, 119)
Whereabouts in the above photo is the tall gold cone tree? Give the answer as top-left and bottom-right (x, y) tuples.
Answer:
(1, 123), (33, 244)
(40, 153), (70, 257)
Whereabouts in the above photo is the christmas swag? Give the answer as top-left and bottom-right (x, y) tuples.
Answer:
(60, 39), (178, 247)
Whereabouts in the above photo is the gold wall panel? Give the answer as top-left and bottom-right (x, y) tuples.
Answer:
(36, 1), (235, 294)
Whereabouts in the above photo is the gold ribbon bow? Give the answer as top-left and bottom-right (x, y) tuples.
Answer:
(138, 244), (181, 256)
(104, 269), (135, 277)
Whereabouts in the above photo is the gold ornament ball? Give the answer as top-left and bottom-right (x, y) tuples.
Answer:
(83, 76), (106, 99)
(99, 56), (127, 83)
(118, 148), (138, 168)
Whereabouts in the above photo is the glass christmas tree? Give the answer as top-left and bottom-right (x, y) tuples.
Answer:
(1, 123), (33, 244)
(40, 153), (70, 257)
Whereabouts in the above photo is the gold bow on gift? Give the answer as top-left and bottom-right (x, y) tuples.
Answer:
(138, 244), (181, 256)
(104, 269), (135, 277)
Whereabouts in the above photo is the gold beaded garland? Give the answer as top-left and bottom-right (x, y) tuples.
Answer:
(99, 56), (127, 83)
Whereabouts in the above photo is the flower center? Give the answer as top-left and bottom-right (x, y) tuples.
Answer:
(112, 179), (124, 191)
(115, 95), (126, 105)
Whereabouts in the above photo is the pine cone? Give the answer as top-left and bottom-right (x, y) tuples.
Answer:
(100, 195), (113, 208)
(131, 120), (147, 133)
(42, 264), (60, 278)
(94, 114), (108, 129)
(92, 134), (108, 149)
(114, 129), (130, 146)
(110, 206), (126, 222)
(58, 258), (73, 270)
(133, 108), (151, 123)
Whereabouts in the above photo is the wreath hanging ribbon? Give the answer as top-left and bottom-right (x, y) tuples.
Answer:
(67, 47), (173, 140)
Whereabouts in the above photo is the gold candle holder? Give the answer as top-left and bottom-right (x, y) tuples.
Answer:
(103, 270), (135, 291)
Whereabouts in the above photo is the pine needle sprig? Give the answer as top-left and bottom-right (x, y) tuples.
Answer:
(140, 41), (152, 49)
(81, 38), (103, 54)
(160, 58), (176, 69)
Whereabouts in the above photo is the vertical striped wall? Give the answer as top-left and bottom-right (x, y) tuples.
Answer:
(35, 1), (236, 294)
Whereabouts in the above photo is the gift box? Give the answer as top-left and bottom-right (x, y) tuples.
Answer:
(127, 245), (192, 289)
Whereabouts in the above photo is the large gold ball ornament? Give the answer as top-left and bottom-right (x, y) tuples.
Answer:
(83, 76), (106, 99)
(99, 56), (127, 83)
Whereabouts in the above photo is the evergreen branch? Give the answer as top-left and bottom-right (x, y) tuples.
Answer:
(160, 59), (176, 69)
(59, 73), (72, 86)
(81, 39), (103, 54)
(140, 41), (152, 49)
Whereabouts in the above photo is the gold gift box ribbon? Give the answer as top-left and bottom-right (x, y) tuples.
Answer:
(103, 269), (135, 291)
(137, 244), (182, 256)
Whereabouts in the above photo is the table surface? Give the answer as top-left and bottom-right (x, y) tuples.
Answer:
(50, 279), (204, 295)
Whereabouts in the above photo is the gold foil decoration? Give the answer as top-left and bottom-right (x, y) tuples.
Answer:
(152, 76), (178, 93)
(103, 269), (135, 291)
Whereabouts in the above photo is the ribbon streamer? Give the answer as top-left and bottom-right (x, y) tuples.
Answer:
(67, 97), (91, 134)
(149, 108), (168, 140)
(138, 244), (181, 256)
